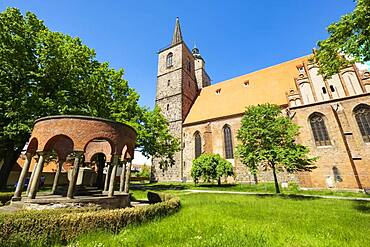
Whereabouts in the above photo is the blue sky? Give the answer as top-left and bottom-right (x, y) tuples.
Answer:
(0, 1), (356, 108)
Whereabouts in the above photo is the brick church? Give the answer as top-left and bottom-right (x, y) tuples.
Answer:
(152, 18), (370, 190)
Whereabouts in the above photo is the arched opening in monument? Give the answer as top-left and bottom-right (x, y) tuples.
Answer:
(91, 153), (106, 189)
(84, 138), (113, 191)
(43, 134), (74, 195)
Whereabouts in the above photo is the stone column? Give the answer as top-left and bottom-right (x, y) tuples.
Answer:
(124, 160), (132, 193)
(13, 153), (32, 200)
(28, 152), (45, 199)
(51, 159), (64, 194)
(108, 155), (118, 197)
(26, 159), (38, 195)
(67, 152), (83, 199)
(103, 163), (112, 191)
(119, 161), (127, 192)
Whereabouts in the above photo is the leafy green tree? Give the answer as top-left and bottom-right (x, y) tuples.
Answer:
(0, 8), (116, 189)
(236, 104), (316, 193)
(0, 8), (179, 189)
(314, 0), (370, 78)
(136, 107), (180, 172)
(191, 153), (233, 186)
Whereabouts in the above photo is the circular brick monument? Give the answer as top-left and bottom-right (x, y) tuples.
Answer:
(12, 115), (137, 207)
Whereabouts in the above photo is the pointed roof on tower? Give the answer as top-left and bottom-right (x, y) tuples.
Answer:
(171, 17), (183, 45)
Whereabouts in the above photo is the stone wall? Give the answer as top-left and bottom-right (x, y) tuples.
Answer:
(152, 120), (183, 181)
(7, 171), (69, 186)
(153, 43), (198, 182)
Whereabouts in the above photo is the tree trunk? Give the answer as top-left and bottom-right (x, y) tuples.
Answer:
(271, 162), (280, 194)
(0, 144), (23, 190)
(217, 177), (221, 186)
(253, 173), (258, 184)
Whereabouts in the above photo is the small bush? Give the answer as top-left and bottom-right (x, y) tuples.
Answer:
(0, 196), (180, 246)
(138, 165), (151, 178)
(191, 154), (234, 185)
(0, 192), (14, 206)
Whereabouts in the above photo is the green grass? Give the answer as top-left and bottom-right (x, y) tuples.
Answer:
(75, 193), (370, 246)
(129, 182), (370, 199)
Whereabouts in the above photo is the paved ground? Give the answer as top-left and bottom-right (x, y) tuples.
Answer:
(186, 189), (370, 201)
(0, 204), (21, 213)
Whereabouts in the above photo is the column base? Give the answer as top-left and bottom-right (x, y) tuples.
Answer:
(11, 196), (22, 202)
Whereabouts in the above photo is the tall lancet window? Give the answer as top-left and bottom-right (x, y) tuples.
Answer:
(354, 104), (370, 143)
(223, 125), (234, 159)
(194, 131), (202, 158)
(166, 52), (173, 68)
(309, 113), (331, 146)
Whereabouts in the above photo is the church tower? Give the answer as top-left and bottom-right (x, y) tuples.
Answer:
(153, 18), (209, 181)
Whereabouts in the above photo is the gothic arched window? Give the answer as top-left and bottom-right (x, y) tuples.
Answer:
(223, 125), (234, 159)
(309, 113), (331, 146)
(194, 131), (202, 158)
(354, 104), (370, 143)
(166, 53), (173, 68)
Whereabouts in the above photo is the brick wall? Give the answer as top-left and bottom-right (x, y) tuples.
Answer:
(291, 94), (370, 189)
(182, 116), (298, 184)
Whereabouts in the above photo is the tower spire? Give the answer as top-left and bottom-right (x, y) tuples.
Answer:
(171, 17), (183, 45)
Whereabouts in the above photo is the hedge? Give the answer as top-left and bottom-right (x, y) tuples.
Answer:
(0, 192), (14, 206)
(0, 194), (180, 247)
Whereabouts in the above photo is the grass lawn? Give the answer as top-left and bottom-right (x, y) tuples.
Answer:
(75, 193), (370, 247)
(129, 182), (370, 199)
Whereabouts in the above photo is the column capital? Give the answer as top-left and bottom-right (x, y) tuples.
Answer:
(36, 151), (47, 156)
(58, 158), (66, 163)
(25, 152), (33, 159)
(72, 151), (84, 158)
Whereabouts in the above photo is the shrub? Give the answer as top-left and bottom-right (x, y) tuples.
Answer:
(191, 154), (234, 185)
(0, 192), (14, 206)
(0, 196), (180, 246)
(138, 165), (151, 178)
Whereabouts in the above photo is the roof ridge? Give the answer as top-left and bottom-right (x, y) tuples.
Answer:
(204, 54), (311, 90)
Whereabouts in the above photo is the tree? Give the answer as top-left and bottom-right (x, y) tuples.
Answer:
(0, 8), (118, 189)
(136, 106), (180, 172)
(191, 153), (234, 186)
(236, 104), (316, 193)
(314, 0), (370, 78)
(112, 103), (180, 172)
(0, 8), (179, 189)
